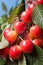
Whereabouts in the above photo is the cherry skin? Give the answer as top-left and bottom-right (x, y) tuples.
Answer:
(14, 21), (26, 34)
(0, 50), (2, 55)
(36, 0), (43, 4)
(0, 47), (9, 57)
(30, 25), (41, 38)
(26, 2), (36, 21)
(3, 28), (11, 37)
(27, 2), (35, 13)
(20, 39), (33, 53)
(4, 29), (17, 45)
(32, 39), (42, 47)
(24, 32), (30, 40)
(21, 11), (32, 23)
(9, 45), (22, 59)
(29, 32), (34, 40)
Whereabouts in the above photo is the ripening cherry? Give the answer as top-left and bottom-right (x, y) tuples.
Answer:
(29, 32), (34, 40)
(36, 0), (43, 4)
(4, 29), (17, 45)
(9, 45), (22, 59)
(30, 25), (41, 38)
(14, 21), (26, 34)
(20, 39), (33, 53)
(32, 39), (42, 47)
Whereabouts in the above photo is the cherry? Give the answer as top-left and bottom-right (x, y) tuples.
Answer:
(21, 11), (32, 23)
(9, 45), (22, 59)
(0, 50), (2, 55)
(26, 2), (36, 20)
(3, 28), (11, 37)
(0, 47), (9, 57)
(20, 39), (33, 53)
(27, 2), (35, 13)
(29, 32), (34, 40)
(28, 2), (36, 10)
(14, 21), (26, 34)
(30, 25), (41, 38)
(36, 0), (43, 4)
(24, 32), (30, 40)
(4, 29), (17, 45)
(32, 39), (42, 47)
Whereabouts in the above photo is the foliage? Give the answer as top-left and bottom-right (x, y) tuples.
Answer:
(32, 4), (43, 28)
(18, 55), (26, 65)
(25, 45), (43, 65)
(8, 0), (25, 23)
(0, 0), (43, 65)
(0, 57), (5, 65)
(2, 2), (7, 12)
(0, 34), (9, 49)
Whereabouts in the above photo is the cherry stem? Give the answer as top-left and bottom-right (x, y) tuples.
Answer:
(18, 36), (23, 41)
(9, 57), (13, 62)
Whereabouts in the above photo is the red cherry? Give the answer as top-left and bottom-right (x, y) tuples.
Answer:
(0, 50), (2, 55)
(21, 11), (32, 23)
(28, 2), (36, 10)
(14, 21), (26, 34)
(26, 2), (36, 18)
(32, 39), (42, 47)
(20, 39), (33, 53)
(0, 47), (9, 57)
(29, 32), (34, 40)
(30, 25), (41, 38)
(9, 45), (22, 59)
(36, 0), (43, 4)
(24, 32), (30, 40)
(3, 28), (11, 37)
(28, 3), (35, 13)
(4, 30), (17, 45)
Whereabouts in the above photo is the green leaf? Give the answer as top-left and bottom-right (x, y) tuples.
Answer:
(0, 34), (9, 49)
(0, 17), (3, 25)
(18, 55), (26, 65)
(25, 45), (43, 65)
(32, 4), (43, 28)
(0, 57), (5, 65)
(2, 2), (7, 12)
(8, 0), (25, 23)
(9, 7), (14, 15)
(2, 14), (8, 23)
(1, 23), (8, 31)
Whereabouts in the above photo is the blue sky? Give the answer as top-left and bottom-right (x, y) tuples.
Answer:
(0, 0), (20, 16)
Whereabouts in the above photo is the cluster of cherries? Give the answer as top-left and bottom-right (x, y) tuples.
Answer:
(0, 0), (43, 60)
